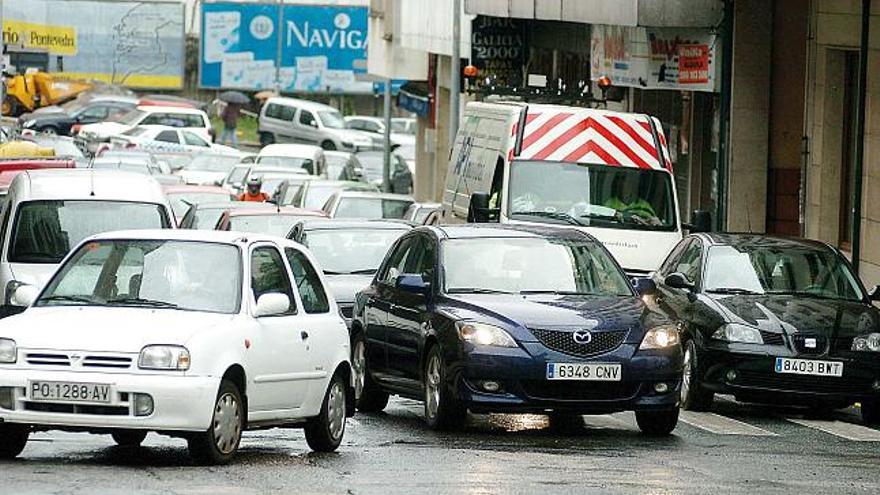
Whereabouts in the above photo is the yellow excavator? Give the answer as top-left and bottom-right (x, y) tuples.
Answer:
(2, 71), (94, 117)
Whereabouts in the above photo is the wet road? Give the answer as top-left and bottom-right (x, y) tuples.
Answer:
(4, 396), (880, 495)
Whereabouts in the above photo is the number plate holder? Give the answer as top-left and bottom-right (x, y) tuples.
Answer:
(28, 381), (114, 404)
(546, 363), (622, 381)
(774, 357), (843, 377)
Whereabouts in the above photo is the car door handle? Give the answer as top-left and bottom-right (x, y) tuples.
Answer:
(301, 331), (309, 340)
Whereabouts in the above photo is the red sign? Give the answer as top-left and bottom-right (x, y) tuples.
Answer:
(677, 44), (710, 84)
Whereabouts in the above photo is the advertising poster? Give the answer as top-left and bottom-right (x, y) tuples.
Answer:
(1, 0), (185, 89)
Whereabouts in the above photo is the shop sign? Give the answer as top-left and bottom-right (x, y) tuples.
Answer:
(470, 16), (526, 87)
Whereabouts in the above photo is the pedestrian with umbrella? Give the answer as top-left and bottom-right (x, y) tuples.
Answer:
(219, 91), (249, 147)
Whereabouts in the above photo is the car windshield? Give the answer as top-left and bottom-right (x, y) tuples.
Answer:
(507, 161), (677, 231)
(188, 154), (242, 173)
(36, 240), (241, 314)
(9, 200), (169, 264)
(303, 185), (347, 209)
(91, 160), (151, 174)
(192, 207), (230, 230)
(229, 214), (314, 236)
(305, 228), (408, 274)
(60, 100), (86, 113)
(256, 156), (314, 173)
(412, 207), (435, 224)
(122, 127), (149, 137)
(168, 192), (232, 219)
(355, 153), (387, 183)
(391, 120), (413, 134)
(334, 197), (412, 219)
(703, 245), (864, 301)
(115, 109), (145, 125)
(443, 237), (632, 296)
(318, 111), (346, 129)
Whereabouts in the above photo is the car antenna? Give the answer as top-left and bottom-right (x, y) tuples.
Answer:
(89, 167), (96, 197)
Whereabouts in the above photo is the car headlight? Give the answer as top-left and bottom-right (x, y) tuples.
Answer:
(639, 325), (681, 350)
(712, 323), (763, 344)
(138, 345), (190, 370)
(0, 339), (16, 363)
(852, 332), (880, 352)
(456, 321), (517, 348)
(21, 120), (35, 129)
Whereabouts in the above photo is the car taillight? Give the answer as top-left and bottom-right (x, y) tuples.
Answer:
(125, 143), (138, 149)
(71, 124), (82, 134)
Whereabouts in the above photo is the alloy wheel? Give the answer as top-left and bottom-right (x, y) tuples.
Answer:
(328, 381), (346, 441)
(353, 340), (366, 401)
(681, 345), (693, 403)
(213, 392), (242, 455)
(425, 353), (441, 419)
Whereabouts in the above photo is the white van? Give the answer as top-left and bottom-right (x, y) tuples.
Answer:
(258, 97), (372, 151)
(441, 102), (710, 275)
(0, 169), (175, 317)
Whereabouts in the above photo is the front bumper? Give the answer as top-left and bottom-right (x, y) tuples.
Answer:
(0, 368), (220, 432)
(451, 342), (682, 414)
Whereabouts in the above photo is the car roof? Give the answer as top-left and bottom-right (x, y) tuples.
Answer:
(412, 202), (442, 209)
(258, 143), (322, 157)
(345, 115), (383, 122)
(264, 96), (337, 112)
(300, 219), (414, 231)
(427, 224), (598, 242)
(11, 169), (167, 202)
(162, 184), (232, 194)
(334, 191), (413, 200)
(227, 206), (327, 218)
(194, 201), (276, 212)
(85, 228), (298, 246)
(693, 232), (833, 251)
(136, 105), (206, 115)
(304, 180), (372, 188)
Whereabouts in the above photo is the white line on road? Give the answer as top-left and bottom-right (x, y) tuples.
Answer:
(788, 419), (880, 441)
(679, 411), (777, 436)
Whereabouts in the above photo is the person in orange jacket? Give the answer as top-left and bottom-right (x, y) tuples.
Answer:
(239, 177), (270, 202)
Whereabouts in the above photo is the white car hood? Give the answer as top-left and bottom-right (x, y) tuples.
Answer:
(329, 128), (373, 146)
(178, 170), (226, 185)
(0, 306), (235, 353)
(79, 122), (131, 139)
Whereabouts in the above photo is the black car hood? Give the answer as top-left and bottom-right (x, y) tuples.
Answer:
(440, 293), (665, 343)
(325, 274), (374, 305)
(707, 294), (880, 337)
(24, 111), (74, 124)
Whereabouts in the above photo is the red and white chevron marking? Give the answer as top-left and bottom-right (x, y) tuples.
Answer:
(515, 110), (671, 171)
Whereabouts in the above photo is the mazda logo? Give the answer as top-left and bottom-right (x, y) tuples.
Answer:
(572, 330), (592, 345)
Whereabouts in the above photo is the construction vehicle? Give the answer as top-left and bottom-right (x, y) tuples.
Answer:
(2, 71), (94, 116)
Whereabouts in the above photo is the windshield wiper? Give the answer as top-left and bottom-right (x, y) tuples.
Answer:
(106, 297), (179, 309)
(446, 288), (516, 295)
(511, 211), (586, 226)
(38, 295), (99, 305)
(705, 288), (762, 295)
(519, 290), (598, 296)
(765, 290), (840, 301)
(348, 269), (378, 275)
(578, 213), (621, 223)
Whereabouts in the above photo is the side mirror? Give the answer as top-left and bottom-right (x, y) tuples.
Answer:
(396, 274), (430, 295)
(869, 285), (880, 301)
(11, 285), (39, 307)
(632, 277), (657, 296)
(254, 292), (290, 317)
(664, 272), (695, 292)
(467, 192), (495, 223)
(687, 210), (712, 233)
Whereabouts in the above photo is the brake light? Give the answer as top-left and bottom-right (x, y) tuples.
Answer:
(71, 124), (82, 134)
(125, 142), (138, 149)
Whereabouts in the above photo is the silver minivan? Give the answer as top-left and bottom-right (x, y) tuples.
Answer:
(0, 169), (175, 317)
(258, 97), (373, 152)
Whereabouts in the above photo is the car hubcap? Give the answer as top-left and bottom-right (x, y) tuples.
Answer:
(353, 341), (366, 401)
(425, 354), (441, 419)
(328, 381), (346, 440)
(681, 347), (693, 402)
(213, 393), (241, 454)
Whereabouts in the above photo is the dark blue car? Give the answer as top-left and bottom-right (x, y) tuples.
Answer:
(352, 224), (683, 434)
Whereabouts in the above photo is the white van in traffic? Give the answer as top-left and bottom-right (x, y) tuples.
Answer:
(441, 102), (710, 275)
(0, 169), (175, 317)
(258, 97), (372, 152)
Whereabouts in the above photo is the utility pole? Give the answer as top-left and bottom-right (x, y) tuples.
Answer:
(382, 79), (392, 192)
(274, 0), (284, 94)
(449, 0), (461, 152)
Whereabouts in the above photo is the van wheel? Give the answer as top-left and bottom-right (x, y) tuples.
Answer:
(320, 140), (337, 151)
(424, 345), (466, 430)
(353, 332), (389, 413)
(305, 373), (347, 452)
(188, 380), (244, 465)
(111, 430), (147, 447)
(635, 408), (679, 436)
(0, 424), (29, 459)
(259, 132), (275, 147)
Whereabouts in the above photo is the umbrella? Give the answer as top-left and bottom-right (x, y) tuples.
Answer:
(219, 90), (250, 104)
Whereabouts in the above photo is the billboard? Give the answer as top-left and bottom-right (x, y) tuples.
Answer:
(1, 0), (185, 89)
(199, 2), (371, 93)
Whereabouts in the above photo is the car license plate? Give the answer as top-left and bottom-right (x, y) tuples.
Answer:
(774, 357), (843, 377)
(28, 381), (112, 404)
(546, 363), (622, 381)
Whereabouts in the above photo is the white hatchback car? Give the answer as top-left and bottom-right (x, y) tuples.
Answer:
(0, 230), (353, 464)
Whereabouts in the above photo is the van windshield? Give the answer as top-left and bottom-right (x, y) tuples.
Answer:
(507, 161), (677, 232)
(9, 200), (170, 264)
(318, 111), (346, 129)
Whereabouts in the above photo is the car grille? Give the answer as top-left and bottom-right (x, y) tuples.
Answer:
(23, 402), (129, 416)
(529, 329), (628, 358)
(735, 370), (871, 395)
(25, 352), (133, 369)
(520, 380), (640, 401)
(791, 334), (828, 355)
(759, 331), (785, 346)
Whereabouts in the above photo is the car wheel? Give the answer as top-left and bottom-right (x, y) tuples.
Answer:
(635, 408), (679, 436)
(353, 332), (390, 413)
(305, 372), (347, 452)
(680, 339), (714, 411)
(862, 400), (880, 425)
(0, 424), (29, 459)
(320, 140), (337, 151)
(188, 379), (244, 465)
(424, 345), (466, 430)
(259, 132), (275, 146)
(111, 430), (147, 447)
(42, 126), (59, 135)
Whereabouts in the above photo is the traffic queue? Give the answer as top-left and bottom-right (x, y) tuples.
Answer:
(0, 97), (878, 465)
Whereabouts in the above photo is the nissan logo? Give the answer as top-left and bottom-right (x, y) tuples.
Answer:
(572, 330), (592, 345)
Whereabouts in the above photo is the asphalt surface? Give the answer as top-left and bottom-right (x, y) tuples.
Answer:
(3, 396), (879, 495)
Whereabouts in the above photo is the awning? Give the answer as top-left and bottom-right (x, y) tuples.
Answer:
(397, 82), (430, 117)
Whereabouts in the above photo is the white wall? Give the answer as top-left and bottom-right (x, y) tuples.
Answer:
(398, 0), (472, 57)
(367, 0), (429, 79)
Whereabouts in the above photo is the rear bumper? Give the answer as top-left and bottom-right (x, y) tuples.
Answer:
(451, 342), (682, 414)
(0, 368), (219, 432)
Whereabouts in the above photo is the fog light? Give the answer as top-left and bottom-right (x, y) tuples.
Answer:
(481, 381), (501, 393)
(0, 387), (14, 409)
(654, 382), (669, 394)
(872, 380), (880, 391)
(726, 370), (739, 382)
(133, 394), (154, 417)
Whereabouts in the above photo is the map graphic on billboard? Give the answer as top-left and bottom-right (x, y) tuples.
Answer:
(199, 2), (371, 94)
(1, 0), (184, 89)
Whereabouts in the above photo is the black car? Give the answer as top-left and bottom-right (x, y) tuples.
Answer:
(352, 225), (683, 433)
(19, 98), (137, 136)
(652, 233), (880, 423)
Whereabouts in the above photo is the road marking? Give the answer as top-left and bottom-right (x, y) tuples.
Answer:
(679, 411), (777, 436)
(788, 419), (880, 441)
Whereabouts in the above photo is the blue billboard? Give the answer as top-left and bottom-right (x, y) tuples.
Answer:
(200, 2), (371, 93)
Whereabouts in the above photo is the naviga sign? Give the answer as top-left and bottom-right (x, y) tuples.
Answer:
(200, 2), (370, 93)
